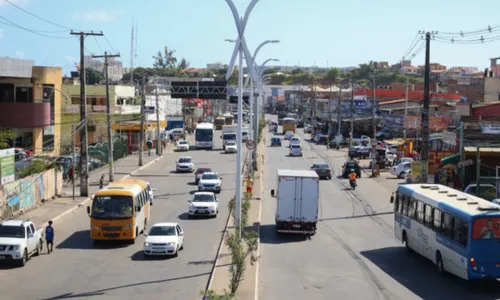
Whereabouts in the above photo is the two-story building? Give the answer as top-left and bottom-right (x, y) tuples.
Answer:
(0, 58), (62, 155)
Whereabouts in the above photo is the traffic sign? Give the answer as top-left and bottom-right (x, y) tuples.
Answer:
(458, 159), (473, 168)
(144, 106), (155, 114)
(246, 139), (256, 150)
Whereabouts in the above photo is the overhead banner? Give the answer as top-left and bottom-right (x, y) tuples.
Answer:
(404, 116), (449, 132)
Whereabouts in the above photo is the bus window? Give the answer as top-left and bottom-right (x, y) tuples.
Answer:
(443, 213), (455, 240)
(402, 196), (410, 216)
(408, 197), (417, 219)
(416, 201), (424, 223)
(393, 194), (399, 212)
(454, 218), (468, 247)
(424, 204), (434, 229)
(433, 209), (443, 233)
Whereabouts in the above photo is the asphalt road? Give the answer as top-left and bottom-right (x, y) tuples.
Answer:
(258, 115), (500, 300)
(0, 133), (247, 300)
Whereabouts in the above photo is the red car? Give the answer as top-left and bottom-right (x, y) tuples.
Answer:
(194, 167), (213, 184)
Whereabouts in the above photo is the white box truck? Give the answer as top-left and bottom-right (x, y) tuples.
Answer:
(270, 169), (320, 235)
(221, 125), (237, 150)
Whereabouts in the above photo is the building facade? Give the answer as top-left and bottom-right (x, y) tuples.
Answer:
(61, 84), (137, 114)
(0, 61), (62, 155)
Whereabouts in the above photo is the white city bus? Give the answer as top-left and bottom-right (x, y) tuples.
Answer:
(391, 184), (500, 280)
(195, 123), (215, 149)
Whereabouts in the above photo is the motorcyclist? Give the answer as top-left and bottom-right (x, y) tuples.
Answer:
(348, 169), (357, 188)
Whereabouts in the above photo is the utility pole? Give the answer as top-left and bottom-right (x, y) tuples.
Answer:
(371, 75), (377, 176)
(349, 78), (354, 152)
(421, 31), (431, 183)
(476, 146), (481, 196)
(130, 24), (135, 85)
(404, 78), (409, 139)
(72, 125), (76, 200)
(139, 77), (145, 166)
(92, 52), (120, 183)
(70, 30), (103, 197)
(253, 83), (259, 171)
(337, 87), (342, 136)
(155, 85), (161, 155)
(248, 78), (254, 175)
(329, 84), (333, 136)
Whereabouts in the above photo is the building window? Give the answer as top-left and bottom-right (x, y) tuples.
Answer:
(0, 84), (14, 102)
(43, 131), (54, 152)
(15, 86), (33, 103)
(71, 97), (80, 105)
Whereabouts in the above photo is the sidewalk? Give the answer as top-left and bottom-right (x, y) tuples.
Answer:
(20, 152), (164, 228)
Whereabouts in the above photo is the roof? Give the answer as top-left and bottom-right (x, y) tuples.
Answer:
(1, 220), (25, 226)
(196, 123), (215, 129)
(277, 169), (319, 178)
(464, 147), (500, 153)
(194, 191), (216, 195)
(151, 222), (178, 227)
(398, 184), (500, 217)
(201, 172), (217, 176)
(96, 182), (144, 197)
(179, 156), (192, 159)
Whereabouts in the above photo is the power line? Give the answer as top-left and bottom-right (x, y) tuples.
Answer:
(0, 16), (72, 39)
(94, 36), (103, 53)
(401, 32), (423, 61)
(433, 34), (500, 44)
(435, 24), (500, 37)
(103, 35), (117, 53)
(2, 0), (77, 31)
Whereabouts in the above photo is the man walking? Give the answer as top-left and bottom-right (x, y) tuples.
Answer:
(45, 220), (54, 254)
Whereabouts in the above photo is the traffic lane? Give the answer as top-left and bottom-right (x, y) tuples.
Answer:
(0, 143), (243, 300)
(297, 133), (500, 299)
(259, 133), (400, 300)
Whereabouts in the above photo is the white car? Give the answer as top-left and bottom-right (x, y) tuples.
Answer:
(289, 137), (301, 148)
(284, 131), (294, 140)
(225, 141), (238, 153)
(304, 125), (314, 133)
(198, 172), (222, 193)
(391, 161), (411, 178)
(0, 220), (44, 266)
(176, 156), (195, 173)
(188, 192), (219, 218)
(242, 131), (249, 142)
(289, 144), (303, 157)
(176, 140), (190, 151)
(143, 222), (184, 257)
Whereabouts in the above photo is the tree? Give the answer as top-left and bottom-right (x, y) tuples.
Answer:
(323, 68), (340, 85)
(177, 58), (190, 71)
(152, 46), (178, 69)
(0, 128), (16, 149)
(85, 68), (104, 85)
(121, 67), (156, 84)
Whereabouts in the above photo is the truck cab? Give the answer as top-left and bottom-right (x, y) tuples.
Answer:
(0, 219), (44, 266)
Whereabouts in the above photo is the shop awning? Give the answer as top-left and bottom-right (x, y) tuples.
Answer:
(441, 153), (460, 165)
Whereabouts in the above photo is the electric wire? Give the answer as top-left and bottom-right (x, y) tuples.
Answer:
(0, 16), (73, 39)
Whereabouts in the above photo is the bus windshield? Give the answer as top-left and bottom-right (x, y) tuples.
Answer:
(215, 118), (225, 125)
(223, 133), (236, 140)
(284, 119), (296, 125)
(91, 196), (133, 219)
(472, 217), (500, 239)
(196, 129), (213, 141)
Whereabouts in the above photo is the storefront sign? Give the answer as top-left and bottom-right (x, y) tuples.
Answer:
(0, 148), (15, 184)
(404, 116), (449, 132)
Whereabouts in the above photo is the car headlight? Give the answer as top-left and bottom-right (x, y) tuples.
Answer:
(144, 242), (151, 247)
(91, 225), (99, 230)
(11, 245), (20, 251)
(166, 242), (176, 246)
(124, 224), (133, 230)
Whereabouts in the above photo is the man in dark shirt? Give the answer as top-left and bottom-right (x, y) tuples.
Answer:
(45, 220), (54, 254)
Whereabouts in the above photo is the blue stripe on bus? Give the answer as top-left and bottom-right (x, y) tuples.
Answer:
(395, 214), (411, 229)
(435, 232), (468, 257)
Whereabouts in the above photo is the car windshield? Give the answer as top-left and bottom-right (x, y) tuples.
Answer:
(196, 168), (211, 174)
(179, 141), (187, 145)
(346, 162), (357, 168)
(291, 145), (301, 149)
(149, 226), (176, 236)
(202, 173), (218, 180)
(226, 141), (236, 146)
(91, 196), (133, 219)
(0, 225), (25, 238)
(272, 138), (279, 141)
(193, 194), (216, 202)
(179, 158), (191, 163)
(316, 164), (329, 169)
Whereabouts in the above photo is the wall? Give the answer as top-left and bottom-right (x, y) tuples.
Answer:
(484, 77), (500, 102)
(61, 84), (135, 109)
(0, 168), (62, 219)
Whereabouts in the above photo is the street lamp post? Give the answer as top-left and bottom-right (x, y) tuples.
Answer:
(224, 0), (260, 236)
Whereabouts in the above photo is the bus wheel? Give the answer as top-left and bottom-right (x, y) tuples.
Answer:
(436, 252), (445, 275)
(403, 231), (412, 253)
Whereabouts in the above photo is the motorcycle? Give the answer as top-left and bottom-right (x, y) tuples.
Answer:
(349, 179), (357, 190)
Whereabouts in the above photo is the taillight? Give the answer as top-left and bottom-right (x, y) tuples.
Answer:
(470, 257), (476, 267)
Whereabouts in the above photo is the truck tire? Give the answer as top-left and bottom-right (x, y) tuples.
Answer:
(19, 249), (28, 267)
(35, 239), (43, 256)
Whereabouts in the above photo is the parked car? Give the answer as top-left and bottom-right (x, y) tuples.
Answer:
(311, 163), (332, 179)
(188, 192), (219, 218)
(342, 160), (361, 178)
(284, 131), (294, 140)
(270, 137), (282, 147)
(143, 223), (184, 257)
(198, 172), (222, 193)
(289, 144), (303, 157)
(176, 156), (195, 173)
(376, 128), (392, 140)
(194, 167), (212, 184)
(464, 183), (496, 200)
(304, 125), (314, 133)
(391, 161), (412, 178)
(0, 219), (44, 266)
(176, 140), (190, 151)
(224, 141), (238, 153)
(316, 135), (328, 145)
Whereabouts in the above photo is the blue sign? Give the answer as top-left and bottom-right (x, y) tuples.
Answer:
(381, 114), (404, 128)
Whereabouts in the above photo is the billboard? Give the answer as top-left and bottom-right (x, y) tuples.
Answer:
(381, 114), (405, 128)
(0, 148), (15, 184)
(404, 116), (449, 132)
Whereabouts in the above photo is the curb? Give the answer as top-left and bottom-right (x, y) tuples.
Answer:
(204, 151), (250, 298)
(39, 155), (164, 229)
(254, 135), (266, 300)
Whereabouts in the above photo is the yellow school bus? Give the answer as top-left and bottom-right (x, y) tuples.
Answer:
(87, 179), (150, 243)
(282, 117), (297, 133)
(215, 117), (225, 130)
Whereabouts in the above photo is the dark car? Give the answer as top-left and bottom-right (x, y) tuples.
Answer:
(349, 146), (371, 159)
(311, 163), (332, 179)
(195, 167), (212, 184)
(270, 137), (282, 147)
(297, 120), (304, 128)
(342, 160), (361, 178)
(316, 135), (328, 145)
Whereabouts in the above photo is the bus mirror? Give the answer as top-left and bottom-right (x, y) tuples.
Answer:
(86, 206), (90, 215)
(271, 189), (275, 197)
(136, 206), (141, 212)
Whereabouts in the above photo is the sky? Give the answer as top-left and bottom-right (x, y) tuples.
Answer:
(1, 0), (499, 76)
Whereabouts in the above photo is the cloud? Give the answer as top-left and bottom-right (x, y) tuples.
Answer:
(15, 51), (24, 59)
(72, 9), (124, 22)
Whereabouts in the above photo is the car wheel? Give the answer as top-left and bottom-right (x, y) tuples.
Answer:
(35, 240), (42, 256)
(398, 172), (404, 179)
(180, 242), (184, 250)
(173, 248), (179, 257)
(19, 249), (27, 267)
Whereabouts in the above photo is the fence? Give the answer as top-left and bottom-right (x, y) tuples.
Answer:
(0, 168), (62, 219)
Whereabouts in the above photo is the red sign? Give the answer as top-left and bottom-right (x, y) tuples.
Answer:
(472, 218), (500, 240)
(404, 116), (449, 132)
(429, 151), (455, 175)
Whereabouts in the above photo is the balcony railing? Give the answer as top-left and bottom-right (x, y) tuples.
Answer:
(0, 102), (50, 128)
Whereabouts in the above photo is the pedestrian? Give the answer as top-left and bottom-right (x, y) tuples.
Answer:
(406, 171), (413, 184)
(146, 139), (153, 156)
(45, 220), (54, 254)
(99, 174), (106, 190)
(67, 167), (74, 184)
(162, 139), (167, 151)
